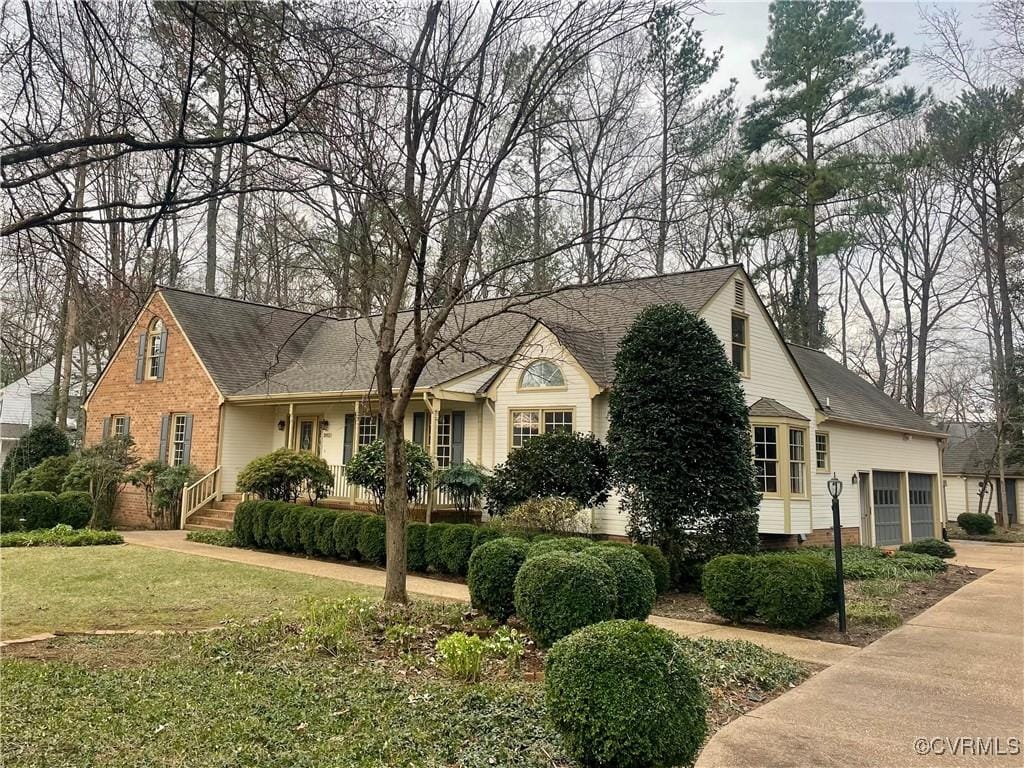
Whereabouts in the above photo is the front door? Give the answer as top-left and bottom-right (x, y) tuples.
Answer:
(908, 473), (934, 541)
(873, 471), (902, 546)
(296, 417), (319, 454)
(1006, 479), (1019, 526)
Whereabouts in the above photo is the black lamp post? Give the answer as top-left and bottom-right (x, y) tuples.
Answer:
(827, 473), (848, 634)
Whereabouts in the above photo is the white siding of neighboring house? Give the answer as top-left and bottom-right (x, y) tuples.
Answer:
(946, 473), (1024, 522)
(815, 419), (945, 543)
(700, 275), (819, 535)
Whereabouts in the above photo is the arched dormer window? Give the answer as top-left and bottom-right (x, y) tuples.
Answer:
(519, 360), (565, 389)
(145, 317), (166, 380)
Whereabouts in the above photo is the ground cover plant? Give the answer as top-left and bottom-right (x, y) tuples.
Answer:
(185, 530), (237, 547)
(0, 593), (809, 768)
(948, 522), (1024, 543)
(0, 525), (122, 548)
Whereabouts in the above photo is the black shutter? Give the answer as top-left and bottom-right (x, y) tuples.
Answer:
(158, 414), (170, 463)
(451, 411), (465, 465)
(342, 414), (355, 464)
(134, 333), (147, 382)
(156, 329), (168, 381)
(412, 412), (426, 446)
(101, 417), (111, 440)
(181, 414), (193, 464)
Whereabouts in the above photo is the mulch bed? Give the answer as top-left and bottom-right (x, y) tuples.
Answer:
(652, 564), (987, 647)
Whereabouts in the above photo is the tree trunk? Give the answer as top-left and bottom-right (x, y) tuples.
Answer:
(205, 60), (228, 295)
(805, 118), (820, 348)
(230, 143), (249, 299)
(382, 402), (409, 604)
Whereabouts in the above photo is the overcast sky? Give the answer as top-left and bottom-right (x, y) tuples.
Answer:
(694, 1), (993, 106)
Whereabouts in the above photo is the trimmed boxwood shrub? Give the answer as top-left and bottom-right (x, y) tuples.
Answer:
(407, 522), (429, 572)
(472, 524), (504, 550)
(526, 536), (595, 560)
(313, 511), (338, 556)
(793, 554), (838, 617)
(545, 620), (707, 768)
(752, 558), (823, 628)
(899, 538), (955, 559)
(426, 522), (453, 573)
(56, 491), (93, 529)
(634, 544), (671, 595)
(440, 523), (477, 576)
(513, 551), (617, 647)
(233, 500), (258, 546)
(297, 508), (327, 555)
(467, 537), (530, 621)
(358, 515), (387, 564)
(587, 545), (657, 620)
(279, 505), (306, 552)
(265, 502), (290, 550)
(0, 491), (60, 530)
(333, 513), (365, 560)
(957, 512), (995, 536)
(702, 554), (757, 621)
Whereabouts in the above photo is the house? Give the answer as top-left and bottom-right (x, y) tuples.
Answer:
(82, 264), (947, 545)
(942, 424), (1022, 526)
(0, 362), (81, 465)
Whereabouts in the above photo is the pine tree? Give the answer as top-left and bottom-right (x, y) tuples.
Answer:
(741, 0), (919, 347)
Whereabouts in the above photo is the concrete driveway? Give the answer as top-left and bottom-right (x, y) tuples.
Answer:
(698, 541), (1024, 767)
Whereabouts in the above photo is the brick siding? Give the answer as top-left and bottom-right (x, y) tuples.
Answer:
(759, 526), (862, 550)
(84, 293), (222, 528)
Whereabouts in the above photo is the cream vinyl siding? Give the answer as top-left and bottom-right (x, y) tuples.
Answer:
(947, 474), (1024, 520)
(492, 325), (594, 466)
(439, 365), (500, 394)
(812, 420), (944, 539)
(220, 404), (277, 492)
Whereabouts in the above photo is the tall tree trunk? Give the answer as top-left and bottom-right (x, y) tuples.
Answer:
(230, 143), (249, 299)
(205, 61), (228, 295)
(805, 118), (820, 348)
(656, 73), (669, 274)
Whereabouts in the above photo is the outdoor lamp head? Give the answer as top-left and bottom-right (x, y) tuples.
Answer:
(827, 474), (843, 499)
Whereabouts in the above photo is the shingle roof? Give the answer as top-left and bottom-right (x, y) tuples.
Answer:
(943, 427), (1024, 476)
(787, 344), (945, 436)
(160, 288), (330, 395)
(217, 265), (739, 396)
(749, 397), (808, 421)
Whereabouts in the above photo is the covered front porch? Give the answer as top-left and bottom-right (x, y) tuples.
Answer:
(216, 391), (485, 516)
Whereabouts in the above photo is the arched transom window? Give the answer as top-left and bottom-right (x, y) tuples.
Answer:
(519, 360), (565, 389)
(146, 317), (165, 379)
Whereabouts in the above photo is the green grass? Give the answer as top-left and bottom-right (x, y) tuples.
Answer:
(0, 598), (809, 768)
(0, 545), (374, 639)
(185, 529), (237, 547)
(846, 601), (902, 629)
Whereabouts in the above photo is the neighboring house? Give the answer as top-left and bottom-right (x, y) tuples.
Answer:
(943, 424), (1022, 526)
(83, 265), (947, 545)
(0, 362), (80, 465)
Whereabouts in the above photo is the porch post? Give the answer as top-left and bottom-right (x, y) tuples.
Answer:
(353, 400), (362, 504)
(286, 402), (295, 448)
(427, 396), (440, 524)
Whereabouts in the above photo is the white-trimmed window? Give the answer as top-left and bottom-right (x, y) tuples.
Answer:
(519, 360), (566, 389)
(436, 413), (452, 468)
(815, 432), (830, 472)
(357, 415), (378, 447)
(112, 414), (129, 437)
(146, 318), (165, 379)
(753, 425), (778, 494)
(731, 314), (748, 375)
(789, 428), (807, 496)
(510, 409), (573, 449)
(171, 414), (188, 466)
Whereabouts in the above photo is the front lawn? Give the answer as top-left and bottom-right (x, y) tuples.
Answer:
(0, 545), (374, 639)
(1, 598), (809, 768)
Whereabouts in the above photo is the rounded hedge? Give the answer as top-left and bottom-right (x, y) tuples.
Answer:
(957, 512), (995, 536)
(633, 544), (671, 595)
(313, 510), (338, 556)
(789, 554), (838, 618)
(56, 491), (93, 529)
(587, 545), (657, 620)
(425, 522), (453, 572)
(525, 536), (595, 560)
(407, 522), (429, 572)
(333, 513), (365, 560)
(440, 523), (477, 576)
(545, 620), (707, 768)
(702, 554), (757, 622)
(358, 515), (387, 564)
(467, 537), (530, 622)
(472, 524), (504, 550)
(899, 538), (956, 559)
(752, 558), (823, 628)
(513, 551), (617, 647)
(233, 500), (258, 546)
(0, 491), (60, 530)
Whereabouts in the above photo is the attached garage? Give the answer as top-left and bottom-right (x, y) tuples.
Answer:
(909, 473), (936, 541)
(873, 471), (903, 546)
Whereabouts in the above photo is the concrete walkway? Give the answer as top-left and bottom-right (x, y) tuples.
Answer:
(122, 530), (853, 665)
(698, 541), (1024, 767)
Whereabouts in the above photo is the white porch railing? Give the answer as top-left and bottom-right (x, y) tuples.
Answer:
(180, 467), (220, 528)
(327, 465), (459, 509)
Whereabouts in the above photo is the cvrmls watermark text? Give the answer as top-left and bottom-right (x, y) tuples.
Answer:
(914, 737), (1021, 757)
